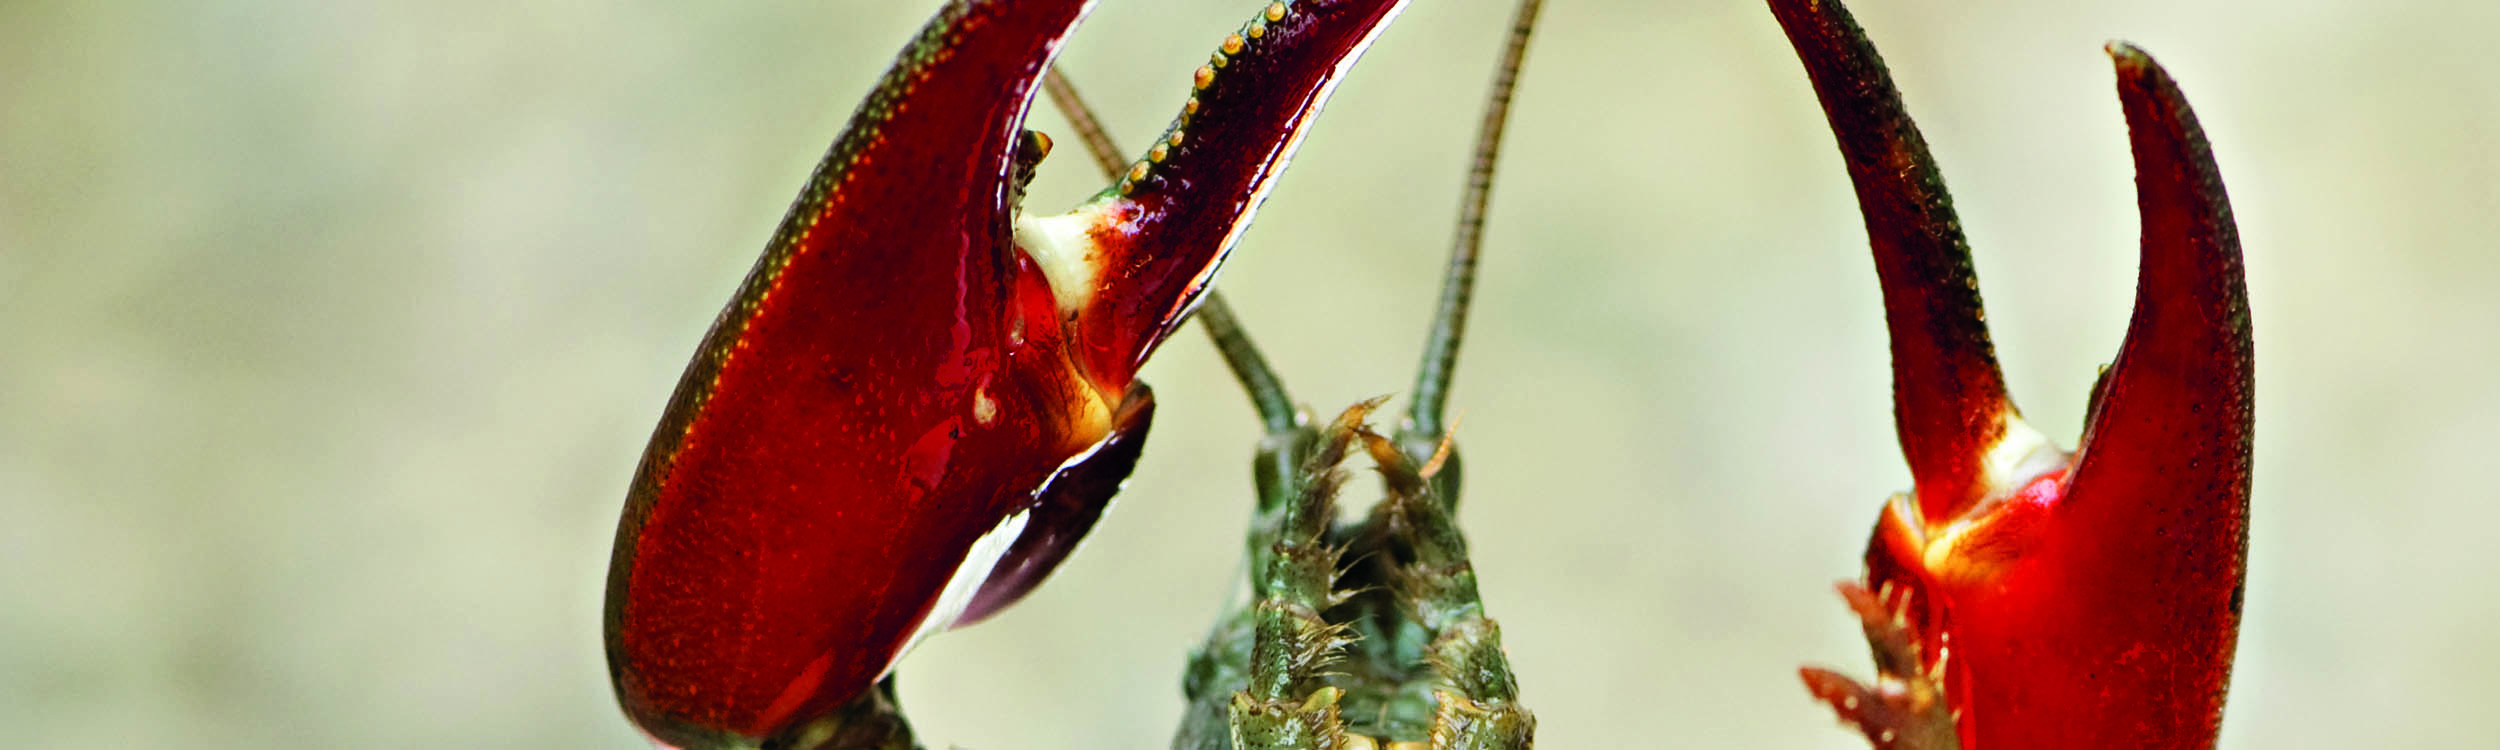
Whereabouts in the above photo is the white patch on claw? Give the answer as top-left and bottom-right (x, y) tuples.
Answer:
(884, 509), (1032, 675)
(1979, 409), (2063, 496)
(1012, 207), (1112, 316)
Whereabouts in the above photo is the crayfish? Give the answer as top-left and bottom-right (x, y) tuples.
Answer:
(597, 0), (2253, 748)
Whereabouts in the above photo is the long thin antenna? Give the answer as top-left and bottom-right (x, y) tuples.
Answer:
(1403, 0), (1543, 441)
(1041, 68), (1130, 179)
(1041, 69), (1300, 434)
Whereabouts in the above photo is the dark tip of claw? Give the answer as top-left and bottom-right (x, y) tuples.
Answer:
(2063, 39), (2253, 608)
(2070, 40), (2252, 503)
(1767, 0), (2017, 524)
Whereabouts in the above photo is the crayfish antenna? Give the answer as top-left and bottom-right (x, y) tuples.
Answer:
(1394, 0), (1544, 510)
(1039, 68), (1133, 180)
(1399, 0), (1542, 445)
(1768, 0), (2033, 525)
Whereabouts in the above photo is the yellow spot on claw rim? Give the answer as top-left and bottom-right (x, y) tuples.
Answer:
(1222, 34), (1245, 55)
(1127, 163), (1150, 182)
(1192, 65), (1214, 90)
(1265, 2), (1286, 22)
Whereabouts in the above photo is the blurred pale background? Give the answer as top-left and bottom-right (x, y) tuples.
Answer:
(3, 0), (2492, 747)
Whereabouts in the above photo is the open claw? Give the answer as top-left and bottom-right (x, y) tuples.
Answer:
(1774, 1), (2252, 747)
(604, 1), (1411, 746)
(1018, 0), (1413, 392)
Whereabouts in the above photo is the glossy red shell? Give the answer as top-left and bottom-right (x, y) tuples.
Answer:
(601, 0), (1415, 746)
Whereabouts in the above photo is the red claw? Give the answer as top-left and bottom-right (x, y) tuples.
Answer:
(601, 1), (1409, 747)
(1773, 1), (2253, 748)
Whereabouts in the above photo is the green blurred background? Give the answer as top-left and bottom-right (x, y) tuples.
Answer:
(3, 0), (2491, 747)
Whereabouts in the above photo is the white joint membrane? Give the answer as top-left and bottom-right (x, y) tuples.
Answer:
(1915, 410), (2072, 576)
(1012, 209), (1109, 316)
(1980, 409), (2065, 496)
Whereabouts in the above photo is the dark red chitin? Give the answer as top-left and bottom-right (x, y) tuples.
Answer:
(603, 1), (1411, 747)
(604, 3), (1101, 745)
(1773, 0), (2252, 747)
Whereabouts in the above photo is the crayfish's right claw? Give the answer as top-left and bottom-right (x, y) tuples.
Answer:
(1773, 0), (2253, 746)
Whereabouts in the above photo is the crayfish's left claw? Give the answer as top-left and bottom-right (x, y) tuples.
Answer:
(607, 4), (1107, 746)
